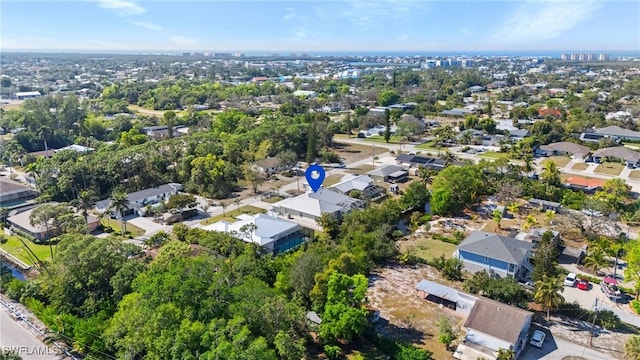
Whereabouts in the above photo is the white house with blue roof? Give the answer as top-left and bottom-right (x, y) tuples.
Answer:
(453, 231), (534, 280)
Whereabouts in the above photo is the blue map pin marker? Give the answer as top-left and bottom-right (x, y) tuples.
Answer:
(305, 164), (325, 193)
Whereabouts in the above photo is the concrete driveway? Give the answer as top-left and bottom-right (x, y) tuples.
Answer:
(126, 216), (169, 235)
(562, 281), (599, 310)
(562, 280), (640, 327)
(521, 330), (611, 360)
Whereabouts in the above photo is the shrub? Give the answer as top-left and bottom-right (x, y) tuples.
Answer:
(432, 233), (461, 245)
(324, 345), (342, 360)
(631, 300), (640, 314)
(0, 236), (6, 244)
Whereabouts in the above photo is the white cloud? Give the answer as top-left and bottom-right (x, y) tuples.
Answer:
(131, 21), (163, 31)
(284, 7), (297, 20)
(337, 0), (425, 31)
(96, 0), (146, 17)
(169, 36), (198, 47)
(493, 0), (600, 42)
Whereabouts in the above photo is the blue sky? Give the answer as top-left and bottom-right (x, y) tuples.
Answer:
(1, 0), (639, 52)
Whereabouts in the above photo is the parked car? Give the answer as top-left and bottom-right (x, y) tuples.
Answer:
(530, 330), (546, 348)
(518, 280), (535, 290)
(577, 279), (589, 290)
(564, 273), (577, 287)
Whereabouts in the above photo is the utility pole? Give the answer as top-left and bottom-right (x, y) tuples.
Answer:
(589, 298), (598, 347)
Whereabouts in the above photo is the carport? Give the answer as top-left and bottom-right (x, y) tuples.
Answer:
(416, 279), (458, 310)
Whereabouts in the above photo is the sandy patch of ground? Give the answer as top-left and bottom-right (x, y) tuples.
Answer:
(367, 264), (462, 360)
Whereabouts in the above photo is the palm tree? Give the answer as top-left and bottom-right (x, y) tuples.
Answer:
(534, 275), (565, 320)
(109, 191), (130, 237)
(625, 335), (640, 360)
(418, 167), (435, 187)
(540, 161), (561, 186)
(441, 150), (458, 166)
(523, 214), (538, 231)
(507, 202), (520, 215)
(220, 201), (228, 217)
(521, 154), (535, 177)
(460, 131), (473, 145)
(492, 209), (503, 229)
(544, 210), (555, 225)
(73, 190), (97, 234)
(583, 246), (609, 274)
(29, 204), (56, 260)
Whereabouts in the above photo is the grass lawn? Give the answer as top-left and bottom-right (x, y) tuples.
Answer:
(0, 103), (23, 111)
(414, 141), (441, 151)
(630, 170), (640, 180)
(572, 163), (589, 171)
(362, 135), (405, 144)
(347, 164), (376, 174)
(261, 196), (284, 204)
(201, 205), (266, 225)
(478, 151), (509, 159)
(102, 218), (145, 236)
(398, 236), (457, 262)
(0, 229), (52, 265)
(323, 174), (344, 187)
(542, 156), (571, 168)
(594, 162), (624, 176)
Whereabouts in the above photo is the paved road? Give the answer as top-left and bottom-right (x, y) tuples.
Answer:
(0, 305), (59, 360)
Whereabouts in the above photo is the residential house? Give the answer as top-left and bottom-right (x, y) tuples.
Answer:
(202, 213), (308, 254)
(468, 85), (485, 93)
(330, 174), (387, 201)
(396, 154), (447, 171)
(537, 108), (562, 118)
(254, 157), (293, 175)
(515, 228), (561, 247)
(506, 129), (530, 140)
(292, 90), (318, 98)
(453, 231), (534, 279)
(442, 108), (474, 117)
(366, 164), (408, 183)
(7, 204), (99, 241)
(270, 188), (365, 223)
(15, 91), (42, 100)
(96, 183), (183, 217)
(528, 198), (561, 213)
(537, 141), (590, 160)
(415, 279), (478, 315)
(595, 126), (640, 141)
(454, 297), (533, 360)
(142, 125), (171, 139)
(591, 146), (640, 167)
(0, 178), (38, 207)
(563, 176), (606, 193)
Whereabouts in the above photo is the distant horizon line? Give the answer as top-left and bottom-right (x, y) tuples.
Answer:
(2, 49), (639, 57)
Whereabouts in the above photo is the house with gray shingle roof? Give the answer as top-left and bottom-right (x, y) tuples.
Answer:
(270, 188), (365, 223)
(453, 231), (534, 280)
(455, 297), (533, 360)
(591, 146), (640, 166)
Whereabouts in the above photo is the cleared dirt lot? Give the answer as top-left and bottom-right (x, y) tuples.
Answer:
(367, 264), (462, 360)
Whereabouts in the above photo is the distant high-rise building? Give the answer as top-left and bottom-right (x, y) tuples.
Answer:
(561, 53), (569, 60)
(599, 53), (610, 61)
(570, 53), (578, 61)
